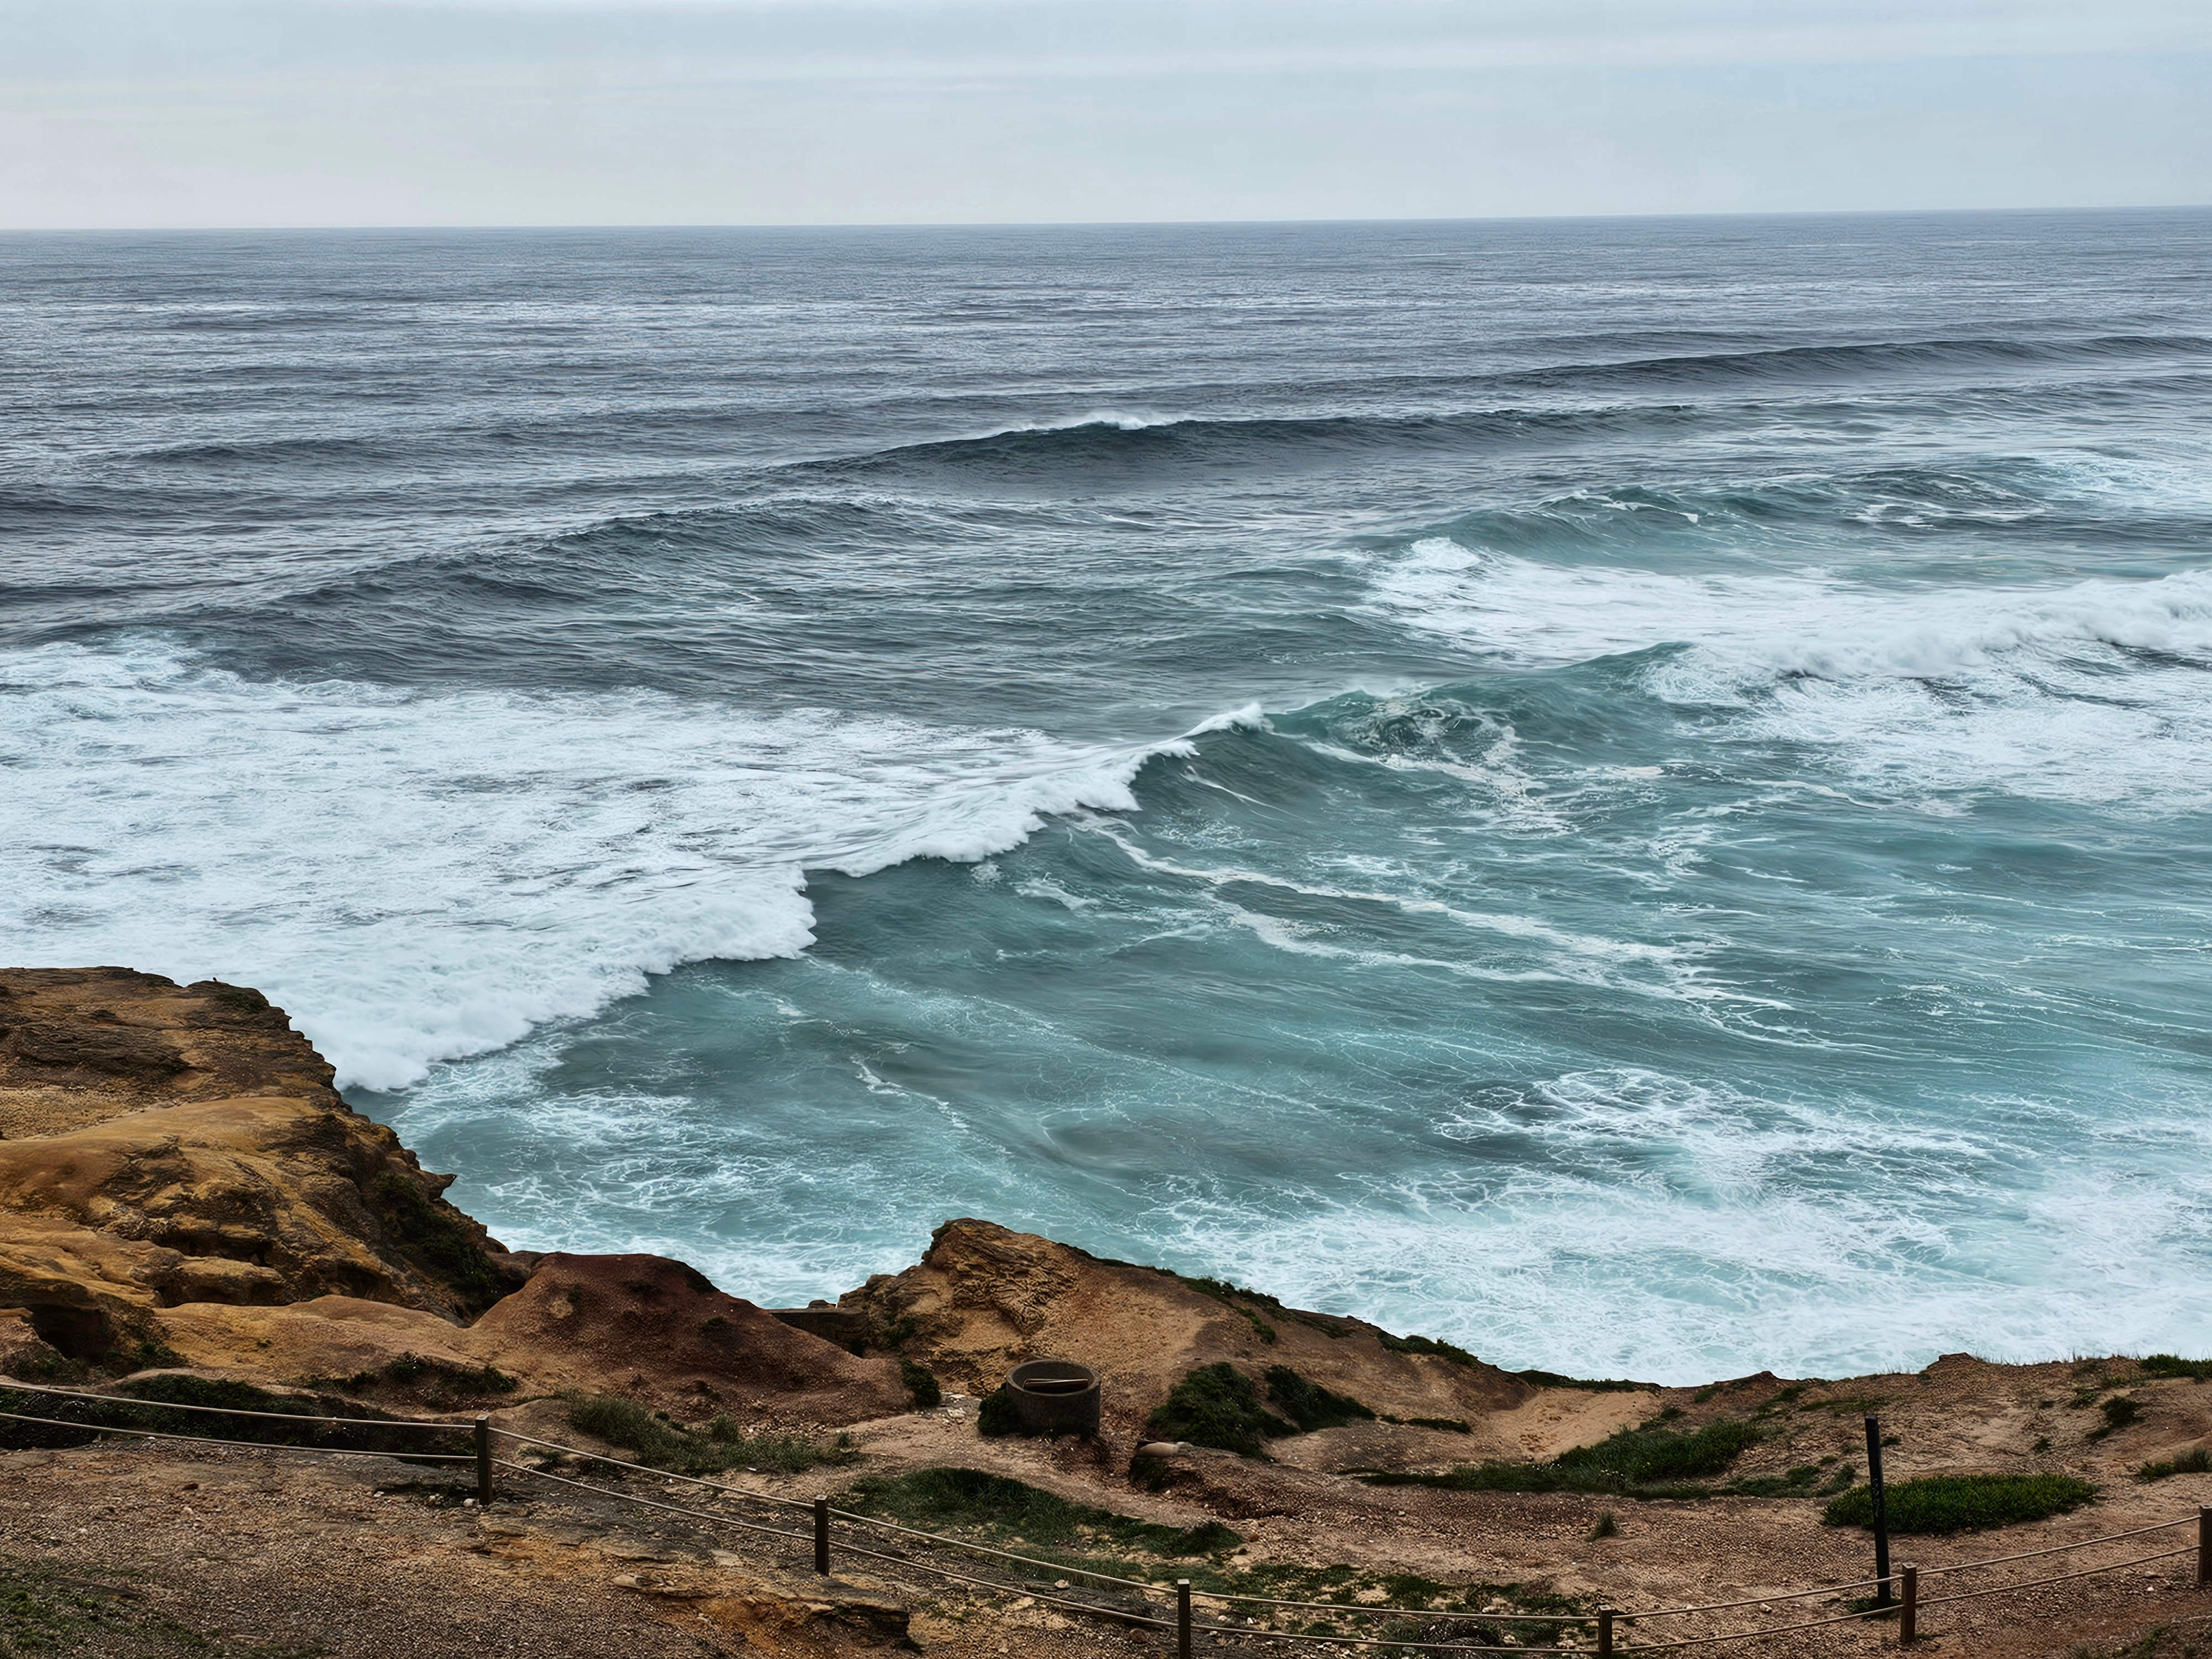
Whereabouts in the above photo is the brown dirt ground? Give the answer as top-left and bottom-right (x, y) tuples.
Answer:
(8, 1360), (2210, 1659)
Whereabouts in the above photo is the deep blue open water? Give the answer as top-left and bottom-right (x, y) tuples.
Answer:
(6, 212), (2211, 1381)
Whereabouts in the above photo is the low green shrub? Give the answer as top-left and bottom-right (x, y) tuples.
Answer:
(310, 1353), (515, 1401)
(0, 1376), (443, 1460)
(2137, 1448), (2212, 1481)
(1516, 1370), (1648, 1392)
(1145, 1364), (1293, 1457)
(975, 1385), (1020, 1437)
(900, 1359), (942, 1409)
(2089, 1396), (2143, 1441)
(1823, 1473), (2098, 1534)
(1553, 1416), (1759, 1485)
(119, 1374), (317, 1415)
(1264, 1366), (1373, 1433)
(2137, 1355), (2212, 1383)
(566, 1394), (849, 1475)
(1728, 1464), (1825, 1498)
(839, 1467), (1241, 1557)
(1362, 1415), (1758, 1498)
(1378, 1332), (1478, 1368)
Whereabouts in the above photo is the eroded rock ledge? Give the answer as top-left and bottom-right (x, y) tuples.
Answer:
(0, 967), (903, 1423)
(0, 966), (1556, 1447)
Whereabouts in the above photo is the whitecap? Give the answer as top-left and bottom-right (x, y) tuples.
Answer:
(0, 640), (1215, 1090)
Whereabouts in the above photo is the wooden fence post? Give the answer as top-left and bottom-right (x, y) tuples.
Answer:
(1865, 1415), (1892, 1606)
(473, 1415), (491, 1507)
(1900, 1564), (1917, 1644)
(813, 1496), (830, 1575)
(1597, 1606), (1614, 1657)
(2199, 1505), (2209, 1590)
(1177, 1578), (1192, 1659)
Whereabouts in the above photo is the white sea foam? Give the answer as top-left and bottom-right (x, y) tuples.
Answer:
(1142, 1067), (2212, 1381)
(1368, 539), (2212, 809)
(0, 641), (1199, 1091)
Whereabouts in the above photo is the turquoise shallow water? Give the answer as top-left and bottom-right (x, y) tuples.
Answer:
(5, 213), (2211, 1380)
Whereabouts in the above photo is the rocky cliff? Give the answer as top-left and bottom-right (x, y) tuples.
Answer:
(0, 966), (1550, 1446)
(843, 1217), (1531, 1441)
(0, 967), (905, 1423)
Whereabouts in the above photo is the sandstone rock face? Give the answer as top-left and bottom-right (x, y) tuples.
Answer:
(469, 1253), (906, 1422)
(0, 967), (904, 1426)
(0, 968), (524, 1355)
(156, 1256), (910, 1423)
(842, 1218), (1529, 1439)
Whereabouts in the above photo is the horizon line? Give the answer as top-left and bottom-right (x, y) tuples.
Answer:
(5, 201), (2210, 237)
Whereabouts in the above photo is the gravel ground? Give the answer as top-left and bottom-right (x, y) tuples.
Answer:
(4, 1434), (2210, 1658)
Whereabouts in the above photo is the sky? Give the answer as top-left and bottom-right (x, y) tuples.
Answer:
(2, 0), (2208, 228)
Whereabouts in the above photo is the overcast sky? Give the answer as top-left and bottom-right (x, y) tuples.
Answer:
(4, 0), (2208, 228)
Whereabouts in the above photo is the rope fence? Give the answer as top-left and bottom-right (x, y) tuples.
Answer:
(5, 1375), (2208, 1655)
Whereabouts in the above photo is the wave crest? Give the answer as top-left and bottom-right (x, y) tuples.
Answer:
(1368, 539), (2212, 808)
(0, 642), (1205, 1090)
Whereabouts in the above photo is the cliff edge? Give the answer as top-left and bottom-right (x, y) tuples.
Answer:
(0, 967), (904, 1423)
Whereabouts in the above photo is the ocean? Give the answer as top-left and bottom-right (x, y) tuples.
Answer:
(6, 211), (2210, 1383)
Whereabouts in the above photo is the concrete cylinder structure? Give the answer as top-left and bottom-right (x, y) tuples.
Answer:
(1004, 1359), (1102, 1437)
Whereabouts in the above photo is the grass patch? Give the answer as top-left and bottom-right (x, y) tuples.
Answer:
(1728, 1464), (1829, 1498)
(1361, 1415), (1759, 1498)
(119, 1374), (320, 1415)
(1146, 1364), (1292, 1457)
(2137, 1448), (2212, 1482)
(565, 1395), (852, 1477)
(1823, 1473), (2098, 1534)
(1381, 1415), (1472, 1434)
(1378, 1332), (1478, 1369)
(1515, 1370), (1648, 1392)
(0, 1377), (449, 1463)
(2089, 1397), (2145, 1441)
(899, 1359), (941, 1410)
(1589, 1511), (1619, 1540)
(840, 1468), (1240, 1558)
(2137, 1356), (2212, 1383)
(837, 1472), (1587, 1639)
(1265, 1367), (1373, 1433)
(305, 1354), (515, 1405)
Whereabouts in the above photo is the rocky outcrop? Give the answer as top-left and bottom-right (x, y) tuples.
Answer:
(0, 967), (904, 1423)
(0, 967), (1525, 1439)
(842, 1217), (1530, 1438)
(156, 1254), (908, 1424)
(0, 968), (526, 1364)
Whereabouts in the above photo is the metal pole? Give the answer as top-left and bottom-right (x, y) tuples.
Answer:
(813, 1496), (830, 1575)
(1900, 1564), (1917, 1644)
(1597, 1606), (1615, 1657)
(1865, 1415), (1892, 1608)
(1177, 1578), (1192, 1659)
(473, 1415), (492, 1507)
(2199, 1505), (2210, 1589)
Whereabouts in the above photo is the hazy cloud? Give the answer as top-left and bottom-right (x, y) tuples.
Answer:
(4, 0), (2207, 226)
